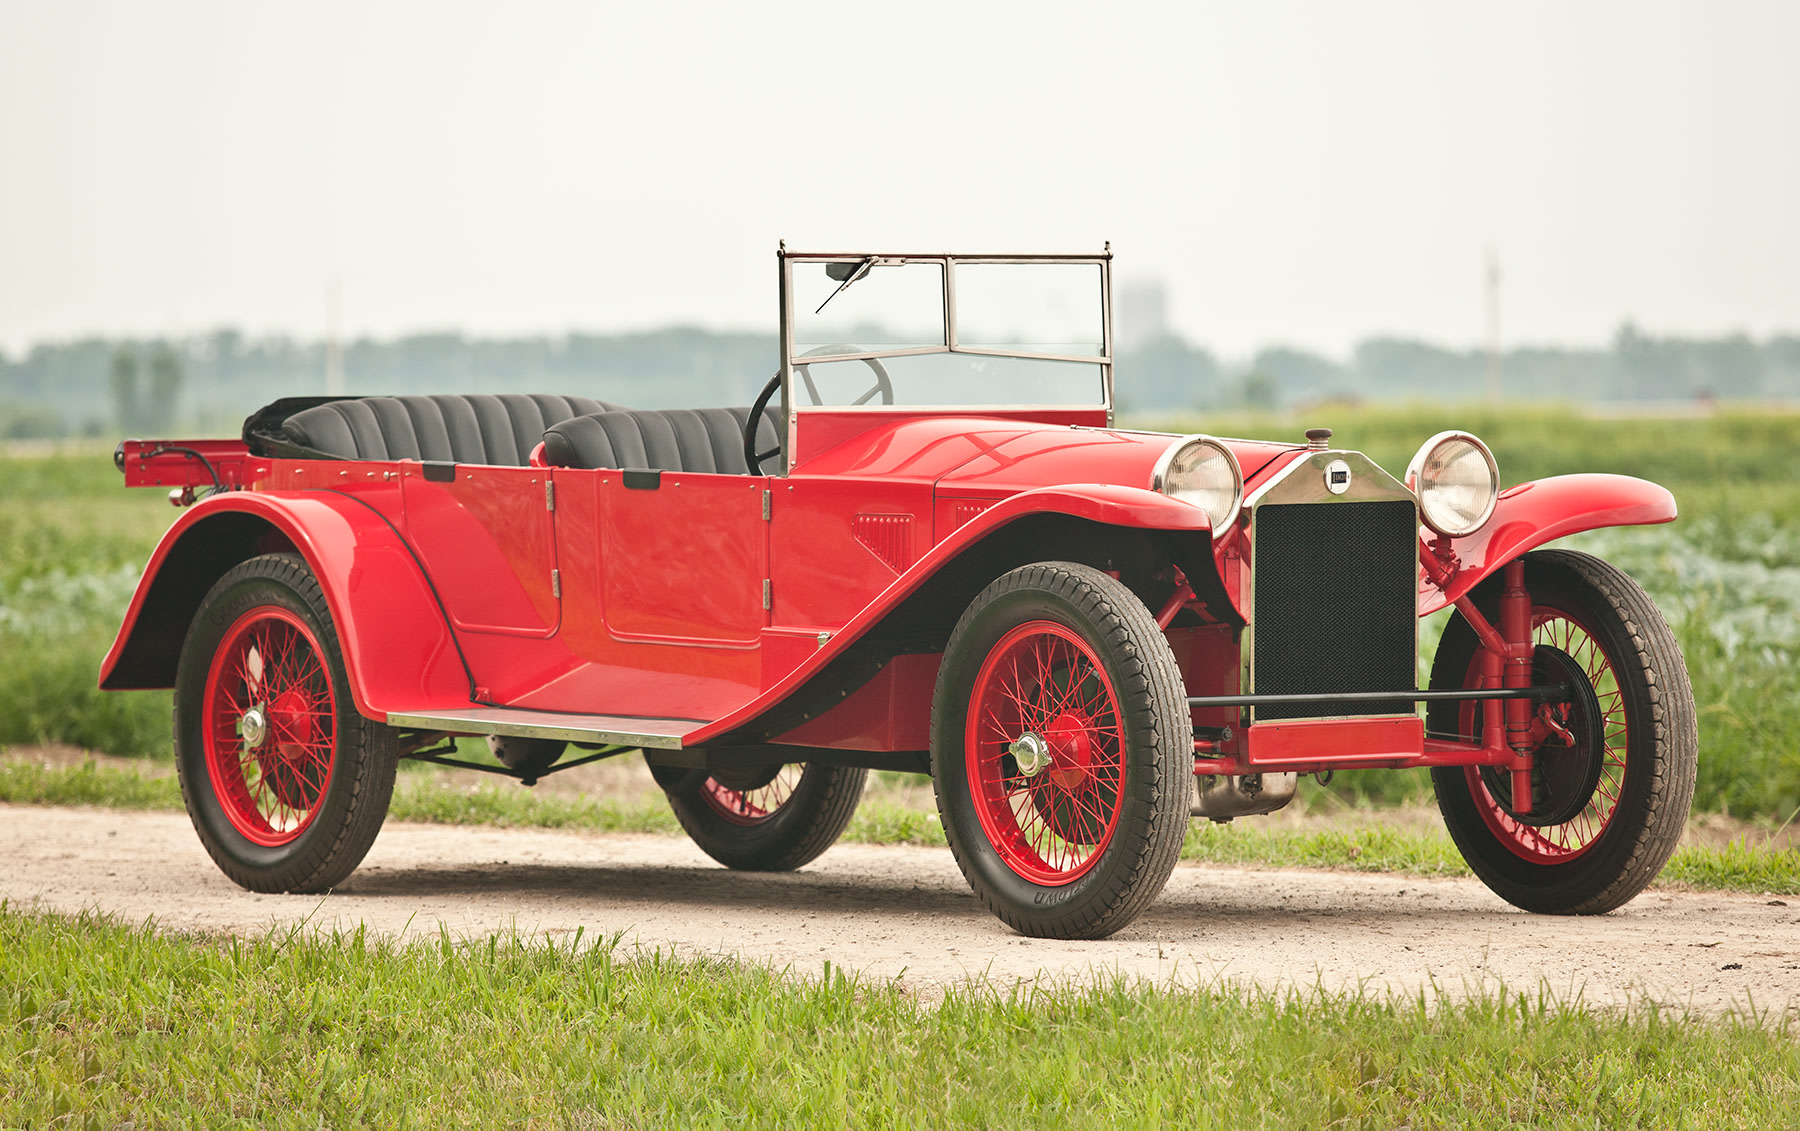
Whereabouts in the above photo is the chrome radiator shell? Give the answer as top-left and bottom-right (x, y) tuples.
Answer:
(1242, 451), (1420, 723)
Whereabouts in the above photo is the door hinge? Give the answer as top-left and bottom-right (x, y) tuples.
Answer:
(762, 578), (772, 610)
(761, 488), (771, 520)
(545, 480), (556, 511)
(551, 569), (562, 599)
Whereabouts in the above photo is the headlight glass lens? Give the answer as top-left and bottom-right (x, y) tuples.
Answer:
(1156, 437), (1242, 529)
(1410, 433), (1498, 536)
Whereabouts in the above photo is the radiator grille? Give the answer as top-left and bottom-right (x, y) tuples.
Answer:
(1251, 500), (1418, 721)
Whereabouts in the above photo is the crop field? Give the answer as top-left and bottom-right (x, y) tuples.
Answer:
(5, 405), (1797, 816)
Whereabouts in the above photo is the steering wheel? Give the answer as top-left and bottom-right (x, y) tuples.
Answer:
(745, 373), (784, 474)
(794, 344), (894, 409)
(742, 347), (894, 475)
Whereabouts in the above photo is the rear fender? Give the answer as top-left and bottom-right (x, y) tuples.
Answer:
(690, 484), (1215, 746)
(1420, 473), (1678, 614)
(99, 491), (472, 718)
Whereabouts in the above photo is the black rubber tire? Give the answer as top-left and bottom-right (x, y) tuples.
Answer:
(931, 562), (1190, 940)
(1428, 549), (1697, 914)
(173, 553), (397, 894)
(653, 761), (867, 871)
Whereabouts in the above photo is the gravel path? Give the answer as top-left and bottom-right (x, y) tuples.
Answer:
(6, 804), (1797, 1017)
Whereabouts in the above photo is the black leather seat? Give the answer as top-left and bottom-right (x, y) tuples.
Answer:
(281, 394), (629, 466)
(542, 407), (782, 474)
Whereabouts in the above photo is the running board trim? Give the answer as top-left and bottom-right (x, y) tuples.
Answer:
(386, 707), (698, 748)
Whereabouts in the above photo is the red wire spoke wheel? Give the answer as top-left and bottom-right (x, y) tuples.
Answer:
(174, 554), (397, 894)
(1460, 611), (1621, 864)
(202, 607), (338, 846)
(653, 760), (866, 871)
(699, 763), (805, 826)
(932, 562), (1190, 940)
(965, 621), (1125, 885)
(1428, 550), (1696, 915)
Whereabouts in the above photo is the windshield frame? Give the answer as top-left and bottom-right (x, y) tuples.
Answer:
(777, 247), (1115, 434)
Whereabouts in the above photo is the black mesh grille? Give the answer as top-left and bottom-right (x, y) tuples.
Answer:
(1251, 500), (1418, 721)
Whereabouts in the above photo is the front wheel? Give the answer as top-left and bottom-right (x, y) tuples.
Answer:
(653, 760), (866, 871)
(932, 562), (1191, 939)
(1428, 549), (1696, 914)
(174, 554), (397, 893)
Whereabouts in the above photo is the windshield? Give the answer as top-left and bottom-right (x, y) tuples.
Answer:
(783, 253), (1112, 410)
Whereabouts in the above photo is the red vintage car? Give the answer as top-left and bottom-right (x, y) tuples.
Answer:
(102, 248), (1697, 939)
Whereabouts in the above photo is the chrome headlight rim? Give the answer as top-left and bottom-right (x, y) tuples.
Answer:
(1151, 434), (1244, 531)
(1406, 430), (1500, 537)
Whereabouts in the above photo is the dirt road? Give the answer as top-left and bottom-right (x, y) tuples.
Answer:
(5, 804), (1796, 1017)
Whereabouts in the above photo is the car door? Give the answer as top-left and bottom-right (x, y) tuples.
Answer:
(401, 464), (560, 636)
(598, 470), (767, 645)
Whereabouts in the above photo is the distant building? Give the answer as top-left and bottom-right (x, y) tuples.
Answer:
(1116, 280), (1169, 351)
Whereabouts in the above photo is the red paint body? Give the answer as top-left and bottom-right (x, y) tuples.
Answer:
(101, 409), (1679, 775)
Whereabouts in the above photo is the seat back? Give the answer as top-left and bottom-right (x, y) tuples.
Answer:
(281, 394), (629, 466)
(542, 407), (782, 474)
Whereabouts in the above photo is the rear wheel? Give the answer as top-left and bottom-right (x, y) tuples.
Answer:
(932, 562), (1190, 939)
(174, 554), (396, 893)
(653, 761), (866, 871)
(1428, 549), (1696, 914)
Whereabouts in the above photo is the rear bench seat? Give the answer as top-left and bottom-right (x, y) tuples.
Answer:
(280, 394), (783, 475)
(542, 407), (782, 475)
(281, 394), (629, 466)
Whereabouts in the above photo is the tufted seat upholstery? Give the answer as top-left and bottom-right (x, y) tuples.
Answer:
(542, 407), (782, 474)
(281, 394), (630, 466)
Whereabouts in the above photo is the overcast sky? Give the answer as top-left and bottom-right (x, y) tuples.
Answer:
(2, 0), (1794, 359)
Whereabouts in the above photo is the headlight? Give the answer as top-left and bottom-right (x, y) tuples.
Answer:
(1152, 435), (1243, 530)
(1406, 431), (1499, 537)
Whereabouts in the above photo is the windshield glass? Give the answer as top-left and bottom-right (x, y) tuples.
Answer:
(784, 254), (1110, 409)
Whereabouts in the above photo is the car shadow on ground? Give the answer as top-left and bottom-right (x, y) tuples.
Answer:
(334, 859), (987, 919)
(326, 855), (1531, 937)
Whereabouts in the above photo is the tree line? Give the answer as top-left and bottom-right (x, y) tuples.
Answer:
(2, 323), (1796, 439)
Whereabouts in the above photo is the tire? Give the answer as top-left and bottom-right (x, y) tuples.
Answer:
(1428, 549), (1696, 914)
(173, 553), (397, 894)
(931, 562), (1190, 939)
(652, 760), (867, 871)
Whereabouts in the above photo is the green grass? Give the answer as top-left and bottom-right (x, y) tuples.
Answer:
(4, 905), (1798, 1129)
(9, 759), (1800, 896)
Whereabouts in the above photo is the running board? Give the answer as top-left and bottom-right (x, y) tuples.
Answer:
(386, 707), (698, 749)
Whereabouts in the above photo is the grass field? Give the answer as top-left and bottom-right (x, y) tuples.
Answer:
(5, 905), (1799, 1128)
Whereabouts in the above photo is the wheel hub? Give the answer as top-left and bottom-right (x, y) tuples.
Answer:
(1043, 712), (1093, 791)
(1478, 644), (1606, 827)
(1009, 732), (1053, 777)
(239, 706), (268, 749)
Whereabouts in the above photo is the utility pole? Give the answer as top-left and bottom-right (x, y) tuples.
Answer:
(1485, 247), (1501, 405)
(325, 277), (346, 397)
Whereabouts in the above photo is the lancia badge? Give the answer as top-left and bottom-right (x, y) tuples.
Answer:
(1325, 458), (1352, 495)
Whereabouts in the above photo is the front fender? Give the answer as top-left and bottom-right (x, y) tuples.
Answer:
(685, 483), (1209, 745)
(99, 490), (472, 718)
(1420, 473), (1677, 614)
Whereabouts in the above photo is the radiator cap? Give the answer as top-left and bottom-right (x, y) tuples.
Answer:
(1304, 427), (1333, 451)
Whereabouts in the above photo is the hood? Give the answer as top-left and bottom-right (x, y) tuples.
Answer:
(934, 425), (1301, 499)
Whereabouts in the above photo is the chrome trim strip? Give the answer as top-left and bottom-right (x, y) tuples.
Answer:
(387, 708), (697, 748)
(789, 344), (1107, 366)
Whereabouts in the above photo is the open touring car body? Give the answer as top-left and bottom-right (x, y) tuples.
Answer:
(100, 247), (1695, 937)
